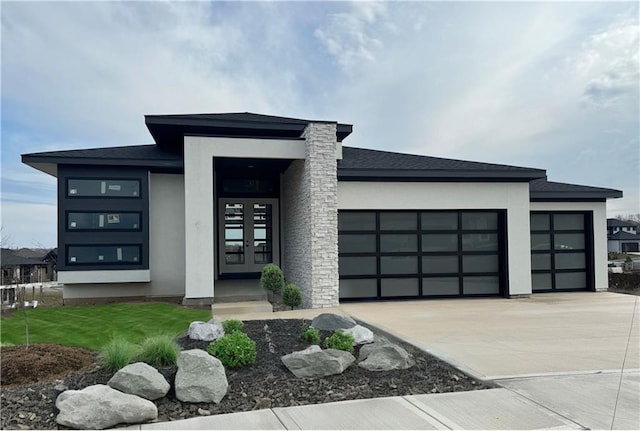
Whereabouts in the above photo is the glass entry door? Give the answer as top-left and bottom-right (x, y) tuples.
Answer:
(218, 198), (279, 274)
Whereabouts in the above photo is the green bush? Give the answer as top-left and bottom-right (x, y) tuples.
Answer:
(260, 263), (285, 293)
(301, 327), (320, 344)
(207, 331), (257, 368)
(99, 338), (139, 372)
(136, 334), (180, 367)
(222, 319), (244, 334)
(283, 283), (303, 309)
(324, 330), (354, 353)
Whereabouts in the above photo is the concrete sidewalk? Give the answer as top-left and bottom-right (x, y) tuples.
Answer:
(122, 292), (639, 429)
(122, 388), (583, 430)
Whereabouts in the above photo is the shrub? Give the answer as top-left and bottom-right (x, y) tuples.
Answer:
(260, 263), (285, 294)
(301, 327), (320, 344)
(222, 319), (244, 334)
(136, 334), (180, 367)
(283, 283), (303, 309)
(99, 338), (139, 372)
(324, 330), (354, 353)
(207, 331), (257, 368)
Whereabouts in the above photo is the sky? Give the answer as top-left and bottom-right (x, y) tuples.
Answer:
(1, 1), (638, 248)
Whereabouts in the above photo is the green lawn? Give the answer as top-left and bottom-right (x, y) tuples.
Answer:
(0, 303), (211, 350)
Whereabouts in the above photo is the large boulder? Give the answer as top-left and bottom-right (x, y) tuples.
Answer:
(187, 319), (224, 341)
(358, 342), (415, 371)
(281, 345), (355, 378)
(175, 349), (228, 403)
(310, 313), (357, 331)
(56, 384), (157, 429)
(342, 324), (375, 345)
(107, 362), (170, 400)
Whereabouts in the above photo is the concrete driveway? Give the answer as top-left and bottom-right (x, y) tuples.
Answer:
(342, 292), (640, 429)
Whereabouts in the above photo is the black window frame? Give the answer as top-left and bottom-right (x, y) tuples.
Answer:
(66, 244), (143, 266)
(57, 165), (149, 271)
(66, 178), (142, 199)
(65, 211), (143, 232)
(338, 209), (508, 301)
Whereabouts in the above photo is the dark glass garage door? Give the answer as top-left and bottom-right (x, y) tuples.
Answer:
(338, 210), (507, 300)
(530, 212), (593, 292)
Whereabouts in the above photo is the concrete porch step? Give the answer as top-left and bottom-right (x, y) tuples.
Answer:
(212, 300), (273, 317)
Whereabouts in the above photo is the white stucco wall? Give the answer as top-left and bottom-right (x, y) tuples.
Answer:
(530, 201), (609, 291)
(183, 136), (309, 302)
(149, 173), (186, 296)
(337, 181), (533, 296)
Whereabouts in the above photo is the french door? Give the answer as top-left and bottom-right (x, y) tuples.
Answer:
(218, 198), (279, 274)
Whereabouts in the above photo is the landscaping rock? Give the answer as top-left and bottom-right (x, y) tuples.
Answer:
(55, 384), (157, 429)
(107, 362), (170, 400)
(187, 319), (224, 341)
(342, 324), (375, 345)
(310, 313), (357, 331)
(281, 345), (355, 378)
(358, 342), (415, 371)
(175, 349), (228, 403)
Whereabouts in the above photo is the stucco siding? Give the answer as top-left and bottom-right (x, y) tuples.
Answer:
(337, 181), (533, 295)
(530, 201), (609, 291)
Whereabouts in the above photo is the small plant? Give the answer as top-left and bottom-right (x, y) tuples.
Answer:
(99, 338), (139, 372)
(222, 319), (244, 334)
(283, 283), (303, 310)
(136, 334), (180, 367)
(207, 331), (257, 368)
(301, 327), (320, 344)
(260, 263), (285, 294)
(324, 330), (354, 353)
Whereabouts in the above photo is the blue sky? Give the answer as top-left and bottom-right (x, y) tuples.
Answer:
(1, 1), (638, 248)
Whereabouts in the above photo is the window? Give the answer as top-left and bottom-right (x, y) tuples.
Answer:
(67, 179), (140, 198)
(67, 245), (141, 265)
(67, 212), (141, 231)
(338, 210), (505, 300)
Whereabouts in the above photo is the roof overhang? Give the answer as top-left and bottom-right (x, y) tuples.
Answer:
(145, 113), (353, 151)
(337, 168), (546, 182)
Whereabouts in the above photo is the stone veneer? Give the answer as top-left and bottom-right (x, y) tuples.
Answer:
(282, 123), (339, 308)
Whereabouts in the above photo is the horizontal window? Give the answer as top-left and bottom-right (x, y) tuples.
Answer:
(67, 245), (141, 265)
(380, 212), (417, 231)
(463, 255), (499, 273)
(553, 214), (584, 231)
(67, 212), (141, 231)
(462, 234), (498, 251)
(532, 273), (552, 290)
(381, 278), (418, 297)
(422, 234), (458, 252)
(421, 212), (457, 230)
(555, 272), (587, 289)
(339, 212), (376, 231)
(422, 277), (459, 296)
(554, 233), (585, 250)
(462, 212), (497, 230)
(339, 257), (377, 276)
(68, 179), (140, 198)
(531, 253), (551, 270)
(530, 214), (550, 231)
(339, 279), (377, 298)
(380, 234), (417, 253)
(463, 276), (500, 295)
(555, 253), (586, 270)
(380, 256), (417, 274)
(339, 234), (376, 254)
(531, 234), (551, 250)
(422, 256), (458, 274)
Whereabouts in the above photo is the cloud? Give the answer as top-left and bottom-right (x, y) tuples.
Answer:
(572, 17), (639, 108)
(314, 2), (388, 71)
(1, 201), (57, 248)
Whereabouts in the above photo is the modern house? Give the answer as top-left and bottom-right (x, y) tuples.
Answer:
(1, 248), (57, 285)
(22, 113), (622, 307)
(607, 219), (640, 253)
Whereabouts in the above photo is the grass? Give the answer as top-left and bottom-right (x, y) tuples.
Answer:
(99, 338), (140, 372)
(0, 303), (211, 350)
(136, 334), (180, 367)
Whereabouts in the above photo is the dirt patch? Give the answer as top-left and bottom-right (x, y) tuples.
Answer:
(1, 319), (488, 430)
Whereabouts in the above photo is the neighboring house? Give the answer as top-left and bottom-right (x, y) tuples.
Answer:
(21, 113), (622, 307)
(607, 219), (640, 253)
(1, 248), (57, 285)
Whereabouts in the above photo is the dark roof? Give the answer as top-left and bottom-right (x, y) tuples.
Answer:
(608, 231), (640, 240)
(1, 249), (49, 267)
(338, 147), (546, 181)
(529, 179), (623, 201)
(22, 145), (183, 176)
(607, 218), (639, 228)
(145, 112), (353, 150)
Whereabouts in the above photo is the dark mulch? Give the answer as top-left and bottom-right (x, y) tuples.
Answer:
(0, 319), (488, 430)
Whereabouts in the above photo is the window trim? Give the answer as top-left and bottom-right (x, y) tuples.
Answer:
(66, 177), (142, 199)
(66, 244), (143, 266)
(65, 211), (143, 232)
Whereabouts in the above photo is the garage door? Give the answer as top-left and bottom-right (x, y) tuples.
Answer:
(338, 210), (507, 300)
(530, 212), (593, 292)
